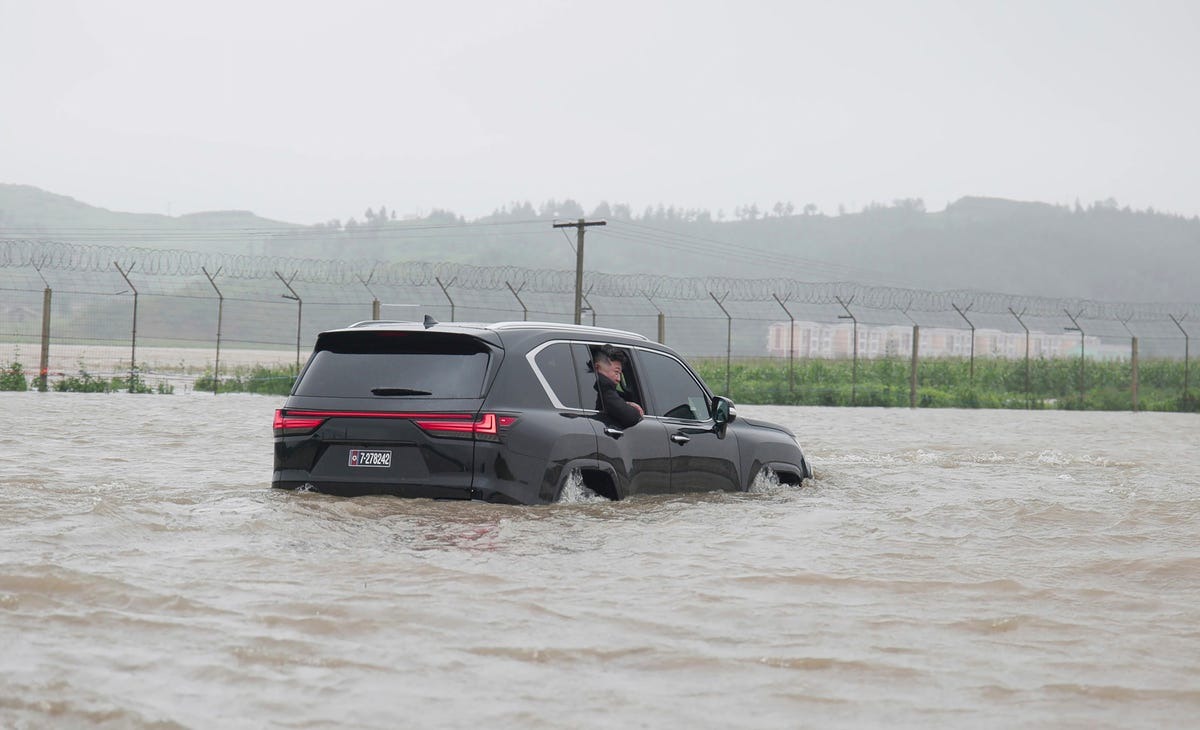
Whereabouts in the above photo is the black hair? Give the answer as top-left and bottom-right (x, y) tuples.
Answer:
(595, 344), (627, 364)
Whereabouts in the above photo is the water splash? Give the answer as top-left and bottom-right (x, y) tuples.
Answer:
(555, 469), (606, 504)
(748, 466), (783, 494)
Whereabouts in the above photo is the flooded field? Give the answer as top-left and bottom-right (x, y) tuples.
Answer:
(1, 393), (1197, 729)
(0, 343), (295, 391)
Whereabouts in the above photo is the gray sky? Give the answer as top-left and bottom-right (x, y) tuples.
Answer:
(3, 0), (1198, 224)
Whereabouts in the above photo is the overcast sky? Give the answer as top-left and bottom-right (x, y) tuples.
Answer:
(2, 0), (1198, 224)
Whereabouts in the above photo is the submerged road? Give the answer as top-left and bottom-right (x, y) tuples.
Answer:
(1, 393), (1197, 729)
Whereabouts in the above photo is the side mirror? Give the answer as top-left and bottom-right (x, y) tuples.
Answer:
(712, 396), (737, 438)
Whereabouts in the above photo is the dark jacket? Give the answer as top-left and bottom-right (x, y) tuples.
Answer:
(595, 375), (642, 428)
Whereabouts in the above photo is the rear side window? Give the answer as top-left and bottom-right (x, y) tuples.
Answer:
(531, 342), (583, 409)
(294, 332), (491, 398)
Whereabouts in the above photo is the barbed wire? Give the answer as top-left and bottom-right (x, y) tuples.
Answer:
(2, 238), (1196, 322)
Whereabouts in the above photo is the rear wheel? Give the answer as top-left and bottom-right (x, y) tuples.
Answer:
(555, 468), (617, 503)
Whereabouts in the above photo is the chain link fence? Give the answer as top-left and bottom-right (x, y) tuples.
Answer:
(1, 240), (1195, 409)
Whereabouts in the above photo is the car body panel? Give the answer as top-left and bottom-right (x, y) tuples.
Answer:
(593, 416), (671, 498)
(272, 320), (811, 504)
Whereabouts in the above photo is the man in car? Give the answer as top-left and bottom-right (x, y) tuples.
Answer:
(592, 345), (643, 428)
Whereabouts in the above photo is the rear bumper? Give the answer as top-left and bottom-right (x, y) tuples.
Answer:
(272, 471), (529, 504)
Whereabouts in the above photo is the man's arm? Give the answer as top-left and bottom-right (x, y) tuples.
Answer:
(600, 383), (643, 428)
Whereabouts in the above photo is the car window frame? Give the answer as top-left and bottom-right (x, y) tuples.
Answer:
(526, 338), (656, 414)
(524, 340), (586, 410)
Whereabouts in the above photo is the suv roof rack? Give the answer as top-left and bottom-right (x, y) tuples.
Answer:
(342, 319), (650, 342)
(346, 320), (417, 328)
(486, 321), (650, 341)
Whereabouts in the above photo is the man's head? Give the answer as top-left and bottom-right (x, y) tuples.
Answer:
(593, 345), (626, 384)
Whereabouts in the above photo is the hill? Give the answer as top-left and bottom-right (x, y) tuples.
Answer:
(0, 184), (297, 255)
(2, 184), (1198, 303)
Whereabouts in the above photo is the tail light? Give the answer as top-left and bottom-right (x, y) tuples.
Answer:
(273, 409), (328, 435)
(273, 409), (517, 440)
(414, 413), (518, 441)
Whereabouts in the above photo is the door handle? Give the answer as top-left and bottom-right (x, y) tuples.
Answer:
(603, 427), (624, 438)
(670, 434), (691, 444)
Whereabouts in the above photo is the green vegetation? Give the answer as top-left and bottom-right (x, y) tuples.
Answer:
(195, 364), (297, 396)
(693, 357), (1199, 413)
(0, 360), (28, 391)
(51, 363), (173, 394)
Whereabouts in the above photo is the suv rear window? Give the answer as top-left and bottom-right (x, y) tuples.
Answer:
(294, 332), (492, 398)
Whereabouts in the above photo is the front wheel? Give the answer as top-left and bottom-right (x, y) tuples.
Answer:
(749, 464), (806, 493)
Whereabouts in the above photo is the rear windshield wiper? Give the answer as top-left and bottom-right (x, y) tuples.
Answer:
(370, 387), (434, 396)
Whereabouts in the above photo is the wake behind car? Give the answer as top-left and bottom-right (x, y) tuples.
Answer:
(272, 319), (812, 504)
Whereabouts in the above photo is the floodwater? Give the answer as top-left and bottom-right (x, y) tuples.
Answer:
(1, 393), (1197, 730)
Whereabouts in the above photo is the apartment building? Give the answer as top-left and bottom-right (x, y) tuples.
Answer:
(767, 321), (1105, 360)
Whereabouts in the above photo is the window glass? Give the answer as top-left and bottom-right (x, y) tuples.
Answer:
(533, 343), (583, 409)
(294, 332), (490, 398)
(572, 343), (600, 410)
(639, 351), (711, 420)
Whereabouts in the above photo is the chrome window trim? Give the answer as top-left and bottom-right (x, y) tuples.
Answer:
(526, 338), (713, 423)
(525, 340), (594, 413)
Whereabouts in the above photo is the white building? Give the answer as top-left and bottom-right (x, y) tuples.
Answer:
(767, 321), (1105, 360)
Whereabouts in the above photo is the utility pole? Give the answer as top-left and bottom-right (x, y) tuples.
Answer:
(553, 218), (606, 325)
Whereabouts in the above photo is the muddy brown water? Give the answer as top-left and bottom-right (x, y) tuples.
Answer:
(1, 393), (1197, 729)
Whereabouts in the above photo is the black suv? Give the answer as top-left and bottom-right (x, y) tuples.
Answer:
(272, 320), (811, 504)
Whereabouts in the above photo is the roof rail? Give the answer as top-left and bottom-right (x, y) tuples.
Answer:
(340, 320), (651, 342)
(487, 321), (650, 341)
(346, 320), (417, 328)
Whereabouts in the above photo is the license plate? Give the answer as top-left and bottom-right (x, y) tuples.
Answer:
(348, 449), (392, 468)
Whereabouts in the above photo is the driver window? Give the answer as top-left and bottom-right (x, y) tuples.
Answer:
(639, 351), (711, 421)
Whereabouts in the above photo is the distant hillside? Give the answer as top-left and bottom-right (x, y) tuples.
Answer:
(2, 185), (1198, 303)
(0, 184), (297, 255)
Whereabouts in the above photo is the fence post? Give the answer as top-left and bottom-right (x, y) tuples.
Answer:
(709, 291), (732, 396)
(357, 269), (380, 320)
(202, 266), (224, 395)
(581, 289), (597, 327)
(1119, 317), (1137, 411)
(1009, 308), (1031, 409)
(910, 324), (920, 407)
(643, 293), (665, 344)
(952, 302), (975, 383)
(113, 261), (138, 389)
(506, 281), (528, 321)
(274, 270), (302, 371)
(32, 262), (52, 392)
(898, 304), (919, 408)
(772, 293), (795, 397)
(1064, 308), (1086, 408)
(836, 295), (857, 406)
(435, 276), (457, 322)
(1169, 314), (1190, 405)
(1131, 336), (1139, 411)
(37, 286), (52, 392)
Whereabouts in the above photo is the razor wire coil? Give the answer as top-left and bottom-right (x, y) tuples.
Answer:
(2, 238), (1196, 322)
